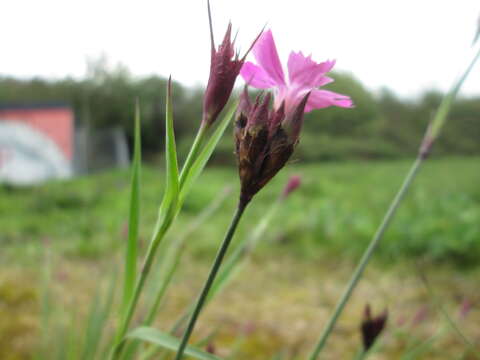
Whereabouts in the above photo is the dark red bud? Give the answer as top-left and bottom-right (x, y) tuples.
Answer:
(269, 101), (285, 133)
(361, 304), (388, 351)
(202, 4), (261, 128)
(202, 4), (243, 127)
(282, 92), (311, 143)
(235, 88), (302, 205)
(249, 93), (271, 126)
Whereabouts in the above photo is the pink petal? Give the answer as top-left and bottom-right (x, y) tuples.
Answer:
(305, 89), (353, 112)
(287, 51), (336, 88)
(317, 76), (334, 87)
(240, 62), (277, 89)
(252, 30), (286, 86)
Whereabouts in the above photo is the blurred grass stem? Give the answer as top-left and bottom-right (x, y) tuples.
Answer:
(308, 157), (423, 360)
(309, 43), (480, 359)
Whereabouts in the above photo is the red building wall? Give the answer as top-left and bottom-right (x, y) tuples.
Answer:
(0, 106), (74, 160)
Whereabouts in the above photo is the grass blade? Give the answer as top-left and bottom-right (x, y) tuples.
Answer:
(155, 76), (180, 232)
(126, 327), (223, 360)
(110, 78), (181, 356)
(81, 290), (102, 360)
(82, 273), (117, 360)
(122, 99), (142, 315)
(146, 186), (233, 325)
(134, 188), (232, 360)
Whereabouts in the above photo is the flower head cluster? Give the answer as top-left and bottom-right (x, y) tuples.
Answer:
(235, 88), (309, 204)
(235, 30), (352, 203)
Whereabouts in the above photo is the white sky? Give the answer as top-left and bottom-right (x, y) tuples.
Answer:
(1, 0), (479, 98)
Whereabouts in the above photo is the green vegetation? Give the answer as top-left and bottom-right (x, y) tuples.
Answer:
(1, 157), (479, 359)
(1, 60), (480, 160)
(1, 157), (479, 266)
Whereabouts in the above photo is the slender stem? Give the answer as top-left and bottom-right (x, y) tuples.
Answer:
(144, 197), (281, 360)
(174, 201), (248, 360)
(179, 124), (207, 189)
(111, 224), (168, 359)
(145, 187), (232, 326)
(308, 156), (424, 360)
(110, 124), (209, 359)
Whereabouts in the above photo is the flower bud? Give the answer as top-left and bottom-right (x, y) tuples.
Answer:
(234, 88), (309, 204)
(202, 22), (244, 127)
(282, 175), (301, 198)
(281, 91), (311, 142)
(202, 2), (263, 127)
(361, 304), (388, 351)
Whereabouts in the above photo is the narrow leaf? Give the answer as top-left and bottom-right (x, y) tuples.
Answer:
(127, 327), (223, 360)
(82, 273), (117, 360)
(80, 290), (102, 360)
(179, 100), (237, 205)
(156, 77), (180, 232)
(122, 99), (142, 315)
(146, 186), (232, 326)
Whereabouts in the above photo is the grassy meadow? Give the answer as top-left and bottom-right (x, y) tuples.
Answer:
(1, 156), (480, 359)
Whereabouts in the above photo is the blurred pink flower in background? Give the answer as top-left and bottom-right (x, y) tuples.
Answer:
(411, 306), (429, 327)
(282, 175), (302, 198)
(240, 30), (353, 114)
(459, 298), (473, 319)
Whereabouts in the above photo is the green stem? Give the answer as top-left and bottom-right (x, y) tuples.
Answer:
(308, 156), (424, 360)
(179, 124), (208, 189)
(110, 124), (209, 359)
(158, 199), (279, 357)
(145, 186), (232, 327)
(174, 201), (248, 360)
(144, 197), (281, 360)
(111, 224), (168, 359)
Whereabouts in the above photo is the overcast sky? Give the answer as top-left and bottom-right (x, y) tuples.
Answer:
(1, 0), (479, 97)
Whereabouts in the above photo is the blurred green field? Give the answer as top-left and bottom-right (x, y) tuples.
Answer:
(1, 156), (480, 359)
(1, 156), (479, 266)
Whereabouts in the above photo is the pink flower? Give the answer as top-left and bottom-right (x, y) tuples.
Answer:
(240, 30), (353, 115)
(234, 30), (352, 203)
(282, 175), (302, 198)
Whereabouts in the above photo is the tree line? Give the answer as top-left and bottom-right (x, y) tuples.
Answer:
(1, 60), (478, 163)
